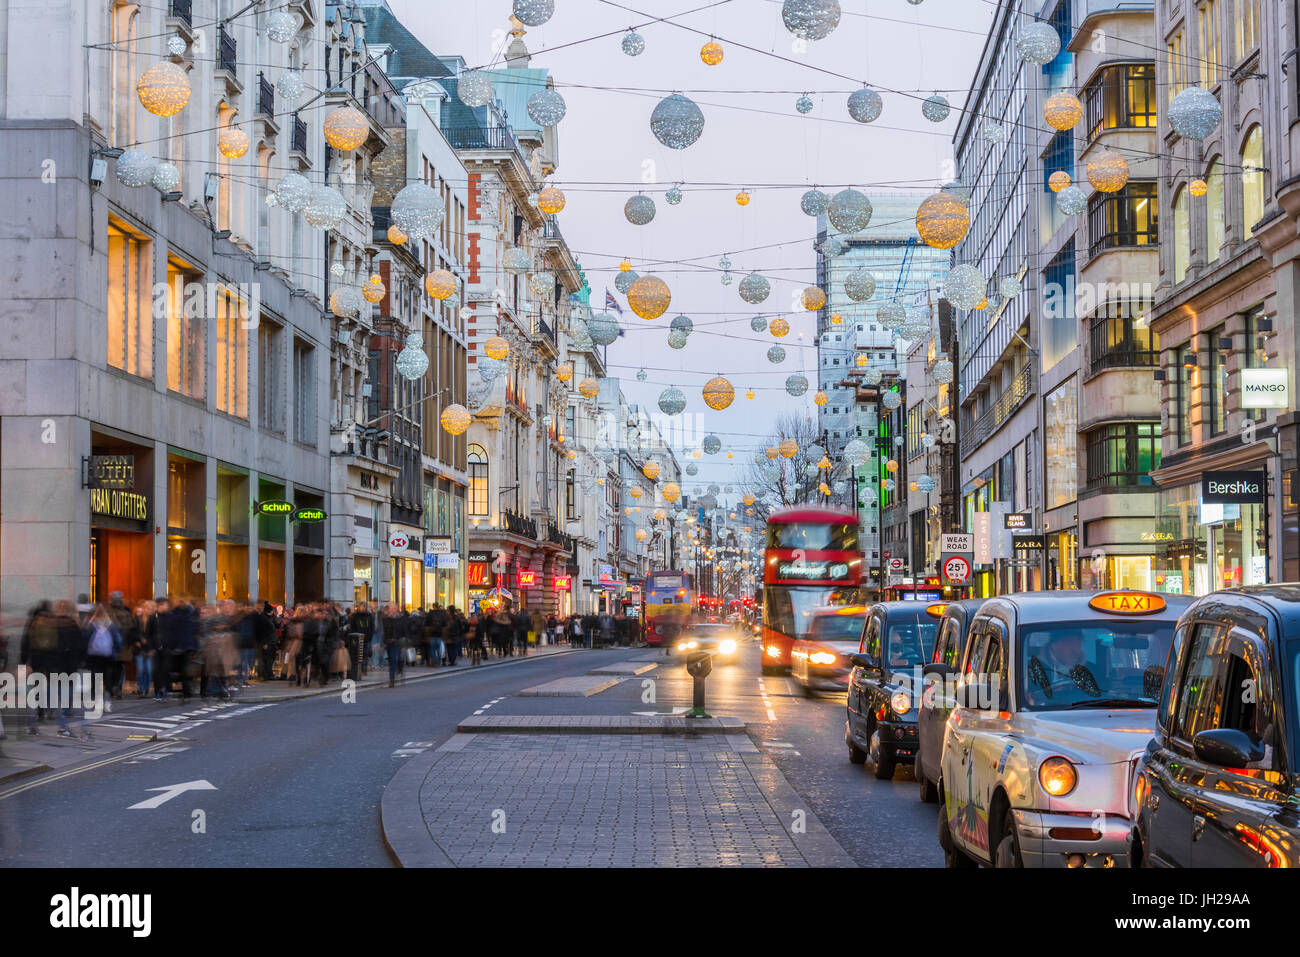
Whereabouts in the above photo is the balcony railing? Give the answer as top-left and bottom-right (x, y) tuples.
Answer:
(960, 363), (1035, 459)
(257, 72), (275, 117)
(501, 509), (537, 539)
(218, 24), (237, 75)
(444, 125), (520, 152)
(292, 114), (307, 154)
(169, 0), (192, 26)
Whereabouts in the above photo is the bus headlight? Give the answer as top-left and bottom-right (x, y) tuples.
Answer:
(1039, 756), (1077, 797)
(765, 645), (781, 658)
(718, 639), (737, 655)
(809, 651), (837, 666)
(890, 691), (912, 716)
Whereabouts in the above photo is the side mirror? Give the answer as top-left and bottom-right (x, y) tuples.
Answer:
(1142, 665), (1165, 702)
(1193, 728), (1265, 768)
(850, 653), (874, 669)
(923, 662), (953, 679)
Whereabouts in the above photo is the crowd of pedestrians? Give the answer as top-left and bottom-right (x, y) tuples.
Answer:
(14, 593), (647, 727)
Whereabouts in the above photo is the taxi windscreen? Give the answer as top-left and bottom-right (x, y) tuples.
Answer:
(1018, 620), (1174, 711)
(885, 617), (938, 669)
(810, 613), (866, 642)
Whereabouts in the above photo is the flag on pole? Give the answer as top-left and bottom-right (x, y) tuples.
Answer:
(605, 289), (623, 315)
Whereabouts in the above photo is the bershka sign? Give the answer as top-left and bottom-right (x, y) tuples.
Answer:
(1201, 470), (1265, 505)
(1239, 368), (1289, 409)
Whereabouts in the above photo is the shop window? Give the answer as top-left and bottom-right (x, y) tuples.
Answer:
(1241, 126), (1265, 239)
(214, 288), (248, 418)
(1166, 29), (1186, 104)
(165, 260), (204, 399)
(1088, 181), (1158, 256)
(1174, 346), (1193, 446)
(1083, 63), (1155, 141)
(1205, 158), (1225, 264)
(468, 444), (489, 515)
(1243, 307), (1267, 422)
(109, 1), (137, 149)
(107, 221), (153, 379)
(1085, 422), (1161, 489)
(1044, 377), (1078, 509)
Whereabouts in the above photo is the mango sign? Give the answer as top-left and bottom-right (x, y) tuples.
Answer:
(1088, 592), (1166, 615)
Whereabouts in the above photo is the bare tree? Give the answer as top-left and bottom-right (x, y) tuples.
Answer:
(737, 412), (831, 523)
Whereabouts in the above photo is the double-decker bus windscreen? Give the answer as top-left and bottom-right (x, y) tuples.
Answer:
(766, 522), (858, 551)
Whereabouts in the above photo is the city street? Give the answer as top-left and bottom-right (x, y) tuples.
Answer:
(1, 640), (937, 868)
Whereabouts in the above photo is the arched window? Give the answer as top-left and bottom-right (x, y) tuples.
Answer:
(1241, 126), (1264, 239)
(468, 444), (488, 515)
(1206, 158), (1225, 263)
(109, 2), (139, 149)
(1172, 186), (1189, 284)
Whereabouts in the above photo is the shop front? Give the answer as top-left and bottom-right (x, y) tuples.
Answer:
(467, 551), (492, 614)
(87, 435), (154, 607)
(1151, 472), (1269, 595)
(389, 527), (424, 611)
(167, 449), (206, 599)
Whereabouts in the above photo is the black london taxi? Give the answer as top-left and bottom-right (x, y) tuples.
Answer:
(845, 601), (943, 779)
(1133, 585), (1300, 867)
(915, 599), (986, 804)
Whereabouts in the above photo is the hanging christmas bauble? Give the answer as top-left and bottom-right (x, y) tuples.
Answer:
(277, 69), (305, 105)
(827, 188), (873, 233)
(921, 95), (950, 122)
(457, 70), (494, 107)
(933, 359), (954, 384)
(323, 106), (370, 150)
(802, 286), (827, 311)
(665, 186), (683, 205)
(877, 301), (906, 330)
(392, 183), (446, 241)
(881, 390), (902, 410)
(152, 161), (180, 192)
(800, 188), (829, 217)
(842, 439), (870, 466)
(658, 387), (686, 415)
(304, 185), (346, 230)
(116, 149), (157, 188)
(1048, 170), (1072, 192)
(1086, 149), (1130, 193)
(767, 345), (786, 364)
(702, 377), (735, 410)
(942, 264), (986, 310)
(513, 0), (555, 28)
(440, 404), (472, 435)
(650, 93), (705, 150)
(266, 9), (302, 42)
(396, 338), (429, 379)
(750, 315), (768, 333)
(844, 268), (876, 302)
(1057, 184), (1087, 216)
(916, 191), (971, 249)
(795, 94), (814, 114)
(624, 193), (656, 225)
(1168, 87), (1222, 140)
(219, 127), (250, 158)
(1016, 20), (1062, 64)
(529, 271), (556, 297)
(847, 87), (883, 123)
(782, 0), (841, 39)
(769, 317), (791, 338)
(622, 31), (645, 56)
(137, 61), (191, 117)
(578, 377), (600, 398)
(785, 374), (808, 396)
(703, 435), (722, 454)
(628, 275), (671, 319)
(329, 285), (363, 319)
(425, 269), (457, 300)
(1043, 91), (1083, 131)
(739, 272), (771, 304)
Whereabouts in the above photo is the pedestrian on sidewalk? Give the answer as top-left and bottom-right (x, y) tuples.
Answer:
(530, 608), (545, 649)
(467, 611), (485, 666)
(442, 608), (463, 667)
(348, 601), (374, 679)
(131, 600), (155, 697)
(255, 602), (278, 681)
(19, 601), (55, 732)
(490, 607), (513, 658)
(83, 604), (120, 713)
(424, 604), (445, 667)
(381, 603), (404, 687)
(107, 593), (136, 698)
(48, 601), (85, 735)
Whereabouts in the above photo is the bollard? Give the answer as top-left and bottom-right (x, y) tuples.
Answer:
(685, 651), (713, 718)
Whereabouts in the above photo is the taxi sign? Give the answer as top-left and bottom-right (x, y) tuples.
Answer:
(1087, 591), (1166, 615)
(924, 602), (949, 618)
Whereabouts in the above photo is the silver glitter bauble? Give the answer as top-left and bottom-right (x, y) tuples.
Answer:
(658, 387), (686, 415)
(116, 149), (157, 188)
(457, 70), (494, 108)
(650, 93), (705, 150)
(666, 186), (683, 205)
(847, 87), (883, 123)
(670, 314), (694, 335)
(844, 268), (876, 302)
(391, 183), (446, 241)
(275, 172), (312, 212)
(527, 87), (567, 126)
(942, 264), (985, 309)
(276, 69), (305, 105)
(686, 463), (699, 476)
(703, 435), (722, 454)
(828, 189), (873, 233)
(502, 247), (531, 276)
(1057, 184), (1087, 216)
(785, 374), (809, 396)
(667, 329), (689, 349)
(901, 314), (931, 340)
(1016, 21), (1061, 65)
(983, 122), (1006, 144)
(750, 316), (768, 333)
(615, 270), (639, 294)
(304, 185), (346, 229)
(842, 439), (870, 467)
(396, 339), (429, 379)
(1168, 87), (1222, 141)
(329, 285), (364, 319)
(478, 356), (507, 381)
(720, 272), (733, 286)
(782, 0), (841, 39)
(767, 345), (786, 363)
(800, 188), (829, 216)
(922, 95), (950, 122)
(266, 10), (301, 43)
(588, 312), (621, 346)
(569, 320), (594, 353)
(636, 369), (648, 382)
(624, 193), (656, 225)
(796, 95), (814, 114)
(167, 35), (187, 56)
(999, 276), (1022, 299)
(933, 359), (955, 384)
(881, 391), (902, 410)
(818, 236), (848, 258)
(622, 31), (645, 56)
(877, 301), (906, 330)
(529, 270), (556, 297)
(512, 0), (555, 27)
(151, 160), (180, 192)
(739, 272), (771, 304)
(916, 475), (937, 493)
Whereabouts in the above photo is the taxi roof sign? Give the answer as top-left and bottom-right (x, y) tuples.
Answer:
(925, 602), (950, 618)
(1087, 592), (1166, 615)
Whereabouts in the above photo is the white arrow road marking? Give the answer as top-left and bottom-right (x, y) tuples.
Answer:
(631, 707), (690, 716)
(128, 779), (217, 809)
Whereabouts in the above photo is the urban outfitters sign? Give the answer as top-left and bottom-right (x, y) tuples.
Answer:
(1202, 470), (1265, 505)
(90, 487), (149, 522)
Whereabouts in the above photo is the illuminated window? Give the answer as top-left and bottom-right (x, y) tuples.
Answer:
(214, 288), (248, 418)
(1083, 63), (1155, 140)
(109, 1), (137, 149)
(1241, 125), (1265, 238)
(166, 260), (204, 399)
(1197, 0), (1220, 88)
(1166, 30), (1185, 104)
(1235, 0), (1259, 62)
(1172, 186), (1190, 284)
(1205, 159), (1225, 264)
(468, 444), (489, 515)
(1088, 181), (1158, 256)
(107, 221), (152, 379)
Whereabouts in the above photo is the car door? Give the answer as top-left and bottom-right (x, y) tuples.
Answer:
(1146, 621), (1228, 867)
(965, 619), (1010, 854)
(849, 613), (880, 728)
(944, 622), (989, 856)
(1188, 626), (1289, 866)
(919, 615), (961, 785)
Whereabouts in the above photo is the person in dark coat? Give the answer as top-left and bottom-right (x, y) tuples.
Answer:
(468, 611), (486, 666)
(380, 603), (404, 687)
(19, 601), (55, 731)
(315, 605), (339, 686)
(347, 601), (373, 680)
(255, 602), (278, 681)
(581, 613), (597, 649)
(512, 609), (529, 656)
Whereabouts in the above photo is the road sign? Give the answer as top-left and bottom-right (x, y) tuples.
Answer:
(942, 555), (972, 584)
(940, 533), (973, 553)
(888, 558), (905, 572)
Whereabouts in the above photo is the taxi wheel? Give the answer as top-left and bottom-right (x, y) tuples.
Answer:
(994, 807), (1023, 868)
(917, 767), (939, 804)
(847, 725), (868, 765)
(869, 728), (895, 780)
(800, 682), (816, 698)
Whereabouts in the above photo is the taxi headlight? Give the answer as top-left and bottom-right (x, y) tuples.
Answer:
(890, 691), (912, 716)
(1039, 756), (1077, 797)
(809, 651), (837, 666)
(718, 639), (737, 655)
(677, 640), (698, 651)
(765, 644), (781, 658)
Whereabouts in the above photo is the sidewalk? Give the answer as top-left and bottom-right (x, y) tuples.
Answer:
(0, 643), (581, 785)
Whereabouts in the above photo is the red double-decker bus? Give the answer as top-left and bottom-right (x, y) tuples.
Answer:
(762, 506), (865, 675)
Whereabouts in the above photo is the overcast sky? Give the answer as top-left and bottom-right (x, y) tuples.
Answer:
(390, 0), (994, 493)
